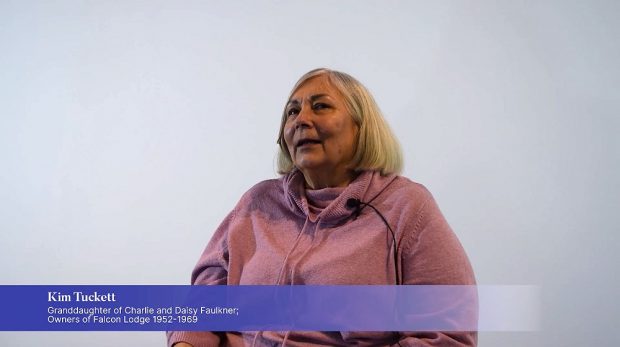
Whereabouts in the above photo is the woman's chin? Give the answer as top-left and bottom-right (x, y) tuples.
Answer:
(294, 158), (327, 172)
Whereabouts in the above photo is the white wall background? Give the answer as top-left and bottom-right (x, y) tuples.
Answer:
(1, 1), (618, 346)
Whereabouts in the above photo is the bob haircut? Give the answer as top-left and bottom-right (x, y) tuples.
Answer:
(276, 68), (403, 175)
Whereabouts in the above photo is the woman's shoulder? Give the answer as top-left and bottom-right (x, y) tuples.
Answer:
(384, 175), (435, 204)
(372, 175), (449, 227)
(234, 177), (287, 209)
(245, 177), (283, 195)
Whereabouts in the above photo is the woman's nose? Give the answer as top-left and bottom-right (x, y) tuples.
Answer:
(294, 106), (313, 129)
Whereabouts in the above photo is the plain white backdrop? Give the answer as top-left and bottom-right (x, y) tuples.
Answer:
(1, 1), (618, 346)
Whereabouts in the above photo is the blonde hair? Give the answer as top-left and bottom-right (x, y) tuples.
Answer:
(276, 68), (403, 175)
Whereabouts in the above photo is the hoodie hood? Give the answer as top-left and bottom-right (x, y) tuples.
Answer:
(282, 169), (398, 225)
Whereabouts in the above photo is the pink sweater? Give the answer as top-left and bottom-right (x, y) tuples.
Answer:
(168, 169), (477, 346)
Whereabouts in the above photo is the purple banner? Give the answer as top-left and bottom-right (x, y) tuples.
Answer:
(0, 285), (479, 331)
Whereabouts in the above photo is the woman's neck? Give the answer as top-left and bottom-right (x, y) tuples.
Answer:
(302, 169), (358, 190)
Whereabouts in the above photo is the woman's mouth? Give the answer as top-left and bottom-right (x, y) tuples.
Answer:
(296, 139), (322, 150)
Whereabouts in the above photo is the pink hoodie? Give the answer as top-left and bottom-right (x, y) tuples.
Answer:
(168, 169), (477, 346)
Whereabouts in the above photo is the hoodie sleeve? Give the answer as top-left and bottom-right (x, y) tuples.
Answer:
(166, 209), (236, 347)
(395, 190), (478, 346)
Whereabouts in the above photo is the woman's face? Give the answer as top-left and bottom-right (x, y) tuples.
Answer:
(283, 75), (359, 186)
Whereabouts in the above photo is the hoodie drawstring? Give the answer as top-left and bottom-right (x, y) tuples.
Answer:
(281, 219), (324, 347)
(282, 331), (291, 346)
(288, 219), (323, 286)
(251, 218), (310, 347)
(275, 218), (308, 285)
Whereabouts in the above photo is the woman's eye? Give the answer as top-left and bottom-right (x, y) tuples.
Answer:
(287, 108), (299, 116)
(313, 103), (329, 110)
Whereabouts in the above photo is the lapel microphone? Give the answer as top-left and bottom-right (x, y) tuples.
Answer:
(346, 198), (363, 219)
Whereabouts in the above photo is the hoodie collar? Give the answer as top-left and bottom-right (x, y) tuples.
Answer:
(283, 168), (397, 224)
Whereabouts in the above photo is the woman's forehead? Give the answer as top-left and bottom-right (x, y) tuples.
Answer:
(289, 75), (340, 102)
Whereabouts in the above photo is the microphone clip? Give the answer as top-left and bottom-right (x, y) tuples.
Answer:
(346, 198), (363, 220)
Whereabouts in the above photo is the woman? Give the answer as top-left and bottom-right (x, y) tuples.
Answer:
(168, 68), (477, 346)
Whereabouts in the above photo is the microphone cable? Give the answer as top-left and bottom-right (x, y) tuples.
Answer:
(346, 198), (401, 286)
(347, 198), (405, 347)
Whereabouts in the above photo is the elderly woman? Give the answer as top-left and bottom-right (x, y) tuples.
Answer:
(168, 68), (477, 346)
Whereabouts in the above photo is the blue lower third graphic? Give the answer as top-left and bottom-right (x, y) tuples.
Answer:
(0, 285), (534, 331)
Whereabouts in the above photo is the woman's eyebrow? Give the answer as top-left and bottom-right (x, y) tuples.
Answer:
(288, 93), (331, 106)
(309, 93), (330, 102)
